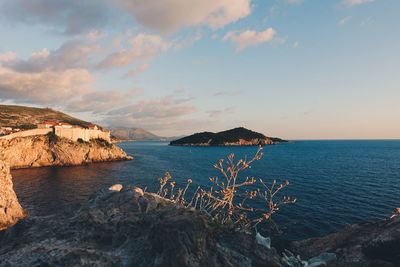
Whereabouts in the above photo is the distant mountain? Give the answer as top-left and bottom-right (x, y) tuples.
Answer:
(109, 127), (164, 141)
(170, 127), (287, 146)
(0, 105), (93, 129)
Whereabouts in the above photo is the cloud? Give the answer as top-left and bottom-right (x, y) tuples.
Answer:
(0, 67), (92, 104)
(207, 107), (235, 118)
(107, 95), (195, 119)
(343, 0), (375, 6)
(66, 89), (140, 113)
(3, 41), (100, 73)
(113, 0), (251, 33)
(214, 90), (241, 97)
(87, 30), (107, 41)
(98, 33), (170, 68)
(123, 63), (150, 78)
(338, 16), (352, 26)
(284, 0), (303, 5)
(0, 51), (17, 63)
(223, 28), (276, 51)
(0, 0), (112, 35)
(103, 94), (196, 132)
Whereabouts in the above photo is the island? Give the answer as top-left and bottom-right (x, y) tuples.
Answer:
(170, 127), (287, 146)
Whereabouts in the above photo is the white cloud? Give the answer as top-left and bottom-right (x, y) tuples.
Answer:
(113, 0), (251, 33)
(214, 90), (241, 97)
(343, 0), (375, 6)
(338, 16), (352, 26)
(223, 28), (276, 51)
(66, 90), (136, 113)
(0, 67), (92, 104)
(98, 33), (170, 68)
(87, 30), (107, 41)
(123, 63), (150, 78)
(3, 41), (100, 73)
(207, 107), (235, 118)
(0, 51), (17, 63)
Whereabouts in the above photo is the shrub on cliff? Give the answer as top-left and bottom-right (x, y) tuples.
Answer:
(47, 131), (59, 144)
(156, 146), (296, 235)
(91, 138), (112, 147)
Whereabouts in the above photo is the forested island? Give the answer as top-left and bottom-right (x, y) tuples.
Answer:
(170, 127), (287, 146)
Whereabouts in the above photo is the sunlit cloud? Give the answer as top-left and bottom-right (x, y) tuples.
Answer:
(113, 0), (251, 33)
(223, 28), (276, 51)
(343, 0), (375, 7)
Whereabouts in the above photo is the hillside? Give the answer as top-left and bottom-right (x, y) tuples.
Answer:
(170, 127), (287, 146)
(110, 127), (163, 141)
(0, 105), (92, 129)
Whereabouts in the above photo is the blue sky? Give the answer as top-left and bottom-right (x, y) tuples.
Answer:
(0, 0), (399, 139)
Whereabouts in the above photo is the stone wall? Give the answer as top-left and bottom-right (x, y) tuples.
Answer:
(54, 127), (111, 142)
(0, 128), (52, 140)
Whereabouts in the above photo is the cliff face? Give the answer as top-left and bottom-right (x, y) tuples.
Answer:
(0, 185), (282, 266)
(0, 160), (25, 230)
(0, 134), (132, 169)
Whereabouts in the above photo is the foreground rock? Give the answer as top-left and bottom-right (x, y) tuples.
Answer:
(0, 134), (132, 169)
(0, 160), (25, 230)
(0, 185), (282, 266)
(291, 216), (400, 267)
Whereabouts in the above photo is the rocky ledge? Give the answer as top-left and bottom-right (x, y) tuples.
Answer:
(0, 160), (25, 230)
(0, 185), (282, 266)
(291, 216), (400, 267)
(0, 134), (132, 169)
(0, 183), (399, 267)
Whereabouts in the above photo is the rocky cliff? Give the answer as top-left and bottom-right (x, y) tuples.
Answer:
(291, 216), (400, 267)
(0, 185), (282, 266)
(0, 160), (25, 230)
(0, 134), (132, 169)
(0, 184), (398, 266)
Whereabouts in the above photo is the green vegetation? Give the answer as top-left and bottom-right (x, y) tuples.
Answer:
(91, 138), (112, 147)
(0, 105), (92, 128)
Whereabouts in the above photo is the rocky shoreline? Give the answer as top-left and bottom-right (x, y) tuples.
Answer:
(0, 134), (132, 169)
(0, 179), (399, 266)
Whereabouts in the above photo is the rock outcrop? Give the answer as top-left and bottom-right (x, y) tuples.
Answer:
(291, 217), (400, 267)
(0, 160), (25, 230)
(0, 183), (399, 266)
(0, 134), (132, 169)
(0, 185), (282, 266)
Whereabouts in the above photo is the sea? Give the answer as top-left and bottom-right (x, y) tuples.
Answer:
(11, 140), (400, 240)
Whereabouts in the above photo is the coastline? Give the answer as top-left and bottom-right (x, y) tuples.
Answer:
(0, 134), (133, 170)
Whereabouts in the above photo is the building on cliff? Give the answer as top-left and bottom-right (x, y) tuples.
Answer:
(0, 122), (111, 143)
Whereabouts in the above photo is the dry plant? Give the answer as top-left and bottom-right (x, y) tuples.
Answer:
(156, 146), (296, 233)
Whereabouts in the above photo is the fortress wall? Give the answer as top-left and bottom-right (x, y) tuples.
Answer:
(0, 129), (52, 140)
(54, 128), (111, 143)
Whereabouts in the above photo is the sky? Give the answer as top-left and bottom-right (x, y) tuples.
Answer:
(0, 0), (399, 139)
